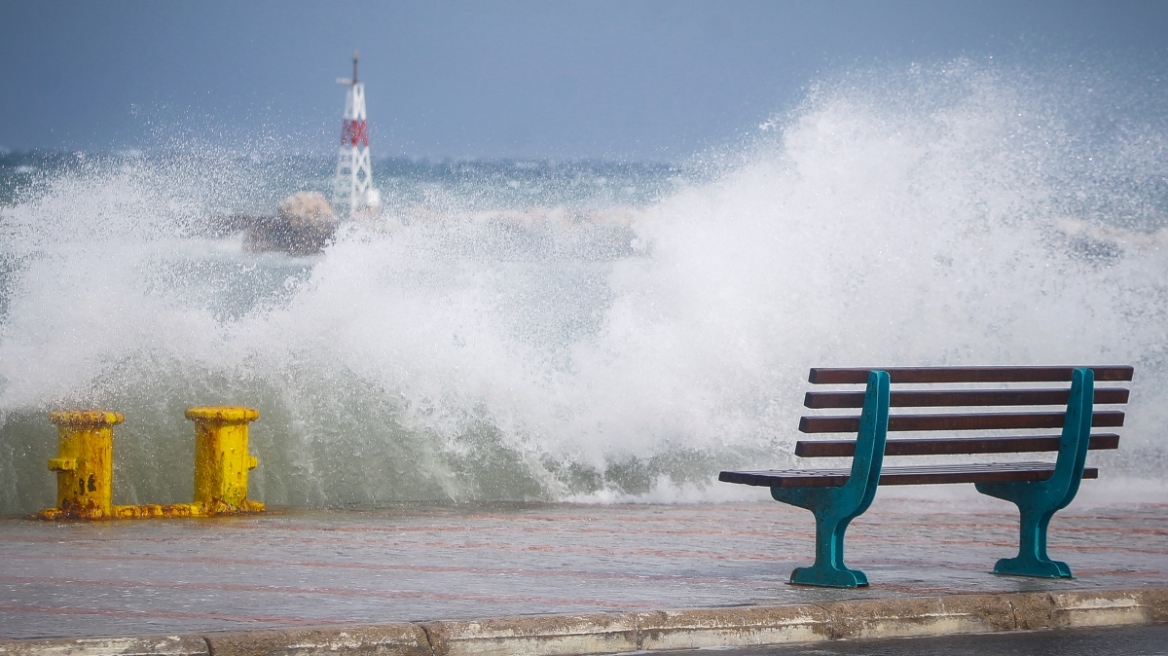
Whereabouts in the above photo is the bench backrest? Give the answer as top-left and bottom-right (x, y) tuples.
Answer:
(795, 366), (1132, 459)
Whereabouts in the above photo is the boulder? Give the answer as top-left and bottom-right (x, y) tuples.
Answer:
(245, 192), (339, 255)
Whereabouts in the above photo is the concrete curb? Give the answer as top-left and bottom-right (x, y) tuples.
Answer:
(0, 636), (210, 656)
(3, 588), (1166, 656)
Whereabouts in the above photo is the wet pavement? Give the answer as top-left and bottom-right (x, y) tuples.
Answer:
(1, 495), (1166, 640)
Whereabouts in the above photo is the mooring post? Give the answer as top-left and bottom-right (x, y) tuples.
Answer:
(40, 410), (124, 520)
(185, 406), (264, 513)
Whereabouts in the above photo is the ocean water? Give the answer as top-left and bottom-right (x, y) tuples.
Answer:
(1, 60), (1166, 514)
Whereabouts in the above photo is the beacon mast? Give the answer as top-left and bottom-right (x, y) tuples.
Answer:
(334, 51), (379, 219)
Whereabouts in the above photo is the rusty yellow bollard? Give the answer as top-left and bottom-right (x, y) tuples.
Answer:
(185, 406), (264, 514)
(39, 410), (124, 520)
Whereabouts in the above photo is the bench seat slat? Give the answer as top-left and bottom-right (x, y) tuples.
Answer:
(719, 462), (1099, 488)
(794, 434), (1120, 457)
(799, 410), (1125, 433)
(804, 388), (1130, 409)
(809, 366), (1134, 384)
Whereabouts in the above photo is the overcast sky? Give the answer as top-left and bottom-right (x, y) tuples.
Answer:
(1, 0), (1166, 161)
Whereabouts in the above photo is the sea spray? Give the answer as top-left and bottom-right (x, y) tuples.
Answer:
(1, 60), (1166, 513)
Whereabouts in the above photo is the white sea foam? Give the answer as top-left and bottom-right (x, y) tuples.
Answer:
(0, 60), (1165, 512)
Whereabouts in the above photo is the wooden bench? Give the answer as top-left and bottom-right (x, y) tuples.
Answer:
(719, 365), (1133, 588)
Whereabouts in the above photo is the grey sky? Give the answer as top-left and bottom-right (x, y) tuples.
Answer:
(1, 0), (1166, 160)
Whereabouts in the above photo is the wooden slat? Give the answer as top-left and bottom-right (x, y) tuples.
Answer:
(794, 433), (1121, 457)
(808, 365), (1134, 385)
(719, 463), (1099, 488)
(798, 410), (1125, 433)
(804, 388), (1129, 409)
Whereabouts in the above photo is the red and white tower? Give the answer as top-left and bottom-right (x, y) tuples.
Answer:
(334, 51), (379, 218)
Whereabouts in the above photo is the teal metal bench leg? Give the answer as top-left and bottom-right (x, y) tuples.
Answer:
(774, 488), (870, 587)
(991, 504), (1069, 578)
(975, 368), (1094, 579)
(772, 370), (890, 588)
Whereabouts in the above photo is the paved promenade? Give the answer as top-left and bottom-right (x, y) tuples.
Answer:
(1, 492), (1165, 642)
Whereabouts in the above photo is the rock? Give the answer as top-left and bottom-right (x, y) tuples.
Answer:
(245, 192), (339, 255)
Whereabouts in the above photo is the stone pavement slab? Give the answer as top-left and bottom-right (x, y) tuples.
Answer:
(0, 496), (1165, 641)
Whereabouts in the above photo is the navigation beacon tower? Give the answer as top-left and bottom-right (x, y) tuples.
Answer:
(334, 51), (380, 219)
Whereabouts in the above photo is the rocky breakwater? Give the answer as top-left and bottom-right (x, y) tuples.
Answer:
(244, 192), (339, 255)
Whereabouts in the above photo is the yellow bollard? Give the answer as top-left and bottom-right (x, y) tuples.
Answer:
(40, 410), (124, 520)
(185, 406), (264, 514)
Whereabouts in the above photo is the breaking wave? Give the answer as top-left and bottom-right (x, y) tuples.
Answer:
(1, 59), (1166, 513)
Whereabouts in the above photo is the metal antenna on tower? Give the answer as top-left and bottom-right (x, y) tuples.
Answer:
(334, 51), (379, 219)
